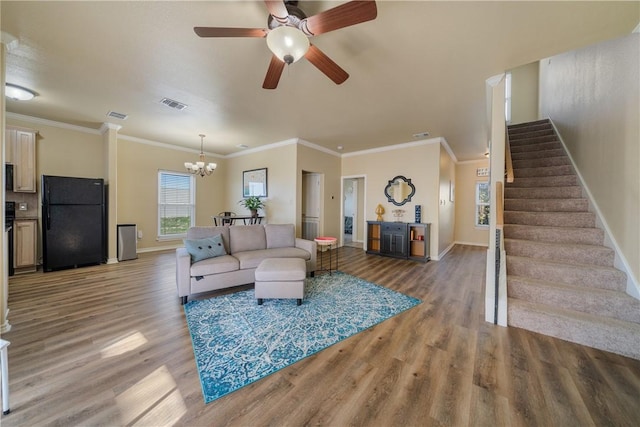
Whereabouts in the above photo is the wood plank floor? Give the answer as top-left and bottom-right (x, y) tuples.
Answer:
(2, 245), (639, 426)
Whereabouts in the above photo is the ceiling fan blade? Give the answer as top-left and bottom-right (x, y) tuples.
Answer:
(194, 27), (267, 38)
(263, 55), (286, 89)
(304, 44), (349, 85)
(264, 0), (289, 25)
(302, 1), (377, 36)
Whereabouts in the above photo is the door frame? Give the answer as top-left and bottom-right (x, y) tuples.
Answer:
(340, 174), (366, 248)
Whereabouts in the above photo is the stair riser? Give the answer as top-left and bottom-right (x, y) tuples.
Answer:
(506, 257), (626, 291)
(505, 240), (614, 267)
(511, 141), (563, 153)
(508, 123), (552, 134)
(506, 175), (578, 187)
(509, 129), (556, 140)
(512, 156), (571, 169)
(514, 165), (575, 178)
(507, 299), (640, 360)
(511, 148), (566, 160)
(508, 278), (640, 323)
(503, 225), (604, 246)
(509, 135), (558, 147)
(505, 187), (583, 199)
(505, 199), (589, 212)
(505, 211), (595, 228)
(508, 119), (551, 130)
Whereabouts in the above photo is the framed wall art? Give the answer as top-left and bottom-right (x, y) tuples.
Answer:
(243, 168), (268, 197)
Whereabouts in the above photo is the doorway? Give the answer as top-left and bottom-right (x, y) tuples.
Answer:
(302, 172), (322, 240)
(342, 176), (365, 249)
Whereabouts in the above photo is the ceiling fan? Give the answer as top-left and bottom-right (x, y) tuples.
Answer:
(194, 0), (377, 89)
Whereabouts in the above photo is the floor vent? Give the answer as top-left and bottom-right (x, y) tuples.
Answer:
(160, 97), (188, 111)
(106, 111), (128, 120)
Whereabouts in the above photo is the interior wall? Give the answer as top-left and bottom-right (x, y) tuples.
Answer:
(225, 143), (297, 226)
(509, 61), (540, 125)
(455, 159), (490, 246)
(342, 140), (440, 258)
(438, 144), (456, 256)
(117, 138), (224, 250)
(297, 143), (342, 239)
(7, 117), (105, 180)
(539, 32), (640, 291)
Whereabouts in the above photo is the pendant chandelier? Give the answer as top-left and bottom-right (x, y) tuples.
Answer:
(184, 134), (217, 177)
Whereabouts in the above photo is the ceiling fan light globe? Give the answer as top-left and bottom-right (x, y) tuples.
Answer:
(266, 26), (309, 64)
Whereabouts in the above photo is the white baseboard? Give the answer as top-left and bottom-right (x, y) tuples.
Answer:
(455, 240), (489, 248)
(137, 244), (182, 254)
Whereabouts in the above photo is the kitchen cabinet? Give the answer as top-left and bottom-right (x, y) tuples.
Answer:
(366, 221), (430, 262)
(14, 219), (37, 273)
(6, 127), (37, 193)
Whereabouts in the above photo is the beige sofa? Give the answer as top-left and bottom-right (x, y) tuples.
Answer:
(176, 224), (316, 304)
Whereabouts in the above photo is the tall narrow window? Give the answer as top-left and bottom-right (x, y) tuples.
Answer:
(476, 181), (490, 227)
(158, 171), (195, 238)
(505, 72), (512, 124)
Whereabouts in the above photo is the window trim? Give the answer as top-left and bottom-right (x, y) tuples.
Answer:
(157, 170), (195, 240)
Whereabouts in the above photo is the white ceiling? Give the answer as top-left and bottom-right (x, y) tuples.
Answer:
(2, 1), (638, 161)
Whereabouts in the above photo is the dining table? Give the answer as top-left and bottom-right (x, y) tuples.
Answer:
(212, 215), (263, 226)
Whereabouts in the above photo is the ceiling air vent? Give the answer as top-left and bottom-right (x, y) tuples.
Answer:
(160, 97), (188, 111)
(107, 111), (128, 120)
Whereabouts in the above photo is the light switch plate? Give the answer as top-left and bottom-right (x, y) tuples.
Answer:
(18, 202), (27, 210)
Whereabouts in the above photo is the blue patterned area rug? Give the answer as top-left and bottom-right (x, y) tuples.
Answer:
(183, 271), (421, 403)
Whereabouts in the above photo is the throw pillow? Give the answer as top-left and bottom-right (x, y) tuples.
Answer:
(184, 234), (227, 263)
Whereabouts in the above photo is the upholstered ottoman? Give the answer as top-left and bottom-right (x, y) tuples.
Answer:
(255, 258), (306, 306)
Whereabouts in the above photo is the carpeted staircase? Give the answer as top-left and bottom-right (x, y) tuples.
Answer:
(504, 119), (640, 360)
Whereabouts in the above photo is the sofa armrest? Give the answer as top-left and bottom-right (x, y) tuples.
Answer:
(176, 248), (192, 299)
(295, 238), (317, 272)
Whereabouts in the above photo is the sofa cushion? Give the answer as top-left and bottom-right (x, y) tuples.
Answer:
(187, 226), (230, 253)
(184, 234), (227, 262)
(190, 254), (239, 276)
(229, 225), (266, 254)
(234, 247), (311, 270)
(265, 224), (295, 249)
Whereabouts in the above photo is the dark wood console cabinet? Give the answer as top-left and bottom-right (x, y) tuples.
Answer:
(367, 221), (430, 262)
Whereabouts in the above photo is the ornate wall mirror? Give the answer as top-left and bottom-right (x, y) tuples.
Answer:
(384, 175), (415, 206)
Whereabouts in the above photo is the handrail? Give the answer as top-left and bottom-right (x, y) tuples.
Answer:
(505, 130), (514, 183)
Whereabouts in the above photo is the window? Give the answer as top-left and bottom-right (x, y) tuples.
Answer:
(158, 171), (195, 238)
(505, 72), (512, 124)
(476, 181), (490, 227)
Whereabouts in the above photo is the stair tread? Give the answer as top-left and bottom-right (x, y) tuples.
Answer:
(508, 299), (640, 359)
(507, 254), (621, 272)
(509, 276), (640, 320)
(505, 237), (613, 251)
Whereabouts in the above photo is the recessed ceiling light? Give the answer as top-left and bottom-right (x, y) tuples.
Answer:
(412, 131), (430, 139)
(5, 83), (37, 101)
(337, 146), (343, 150)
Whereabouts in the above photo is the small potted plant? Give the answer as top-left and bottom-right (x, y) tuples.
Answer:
(238, 196), (265, 218)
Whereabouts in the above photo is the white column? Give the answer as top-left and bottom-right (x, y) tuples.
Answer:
(484, 73), (507, 326)
(0, 41), (10, 333)
(100, 123), (121, 264)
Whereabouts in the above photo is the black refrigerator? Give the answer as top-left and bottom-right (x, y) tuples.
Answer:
(42, 175), (107, 272)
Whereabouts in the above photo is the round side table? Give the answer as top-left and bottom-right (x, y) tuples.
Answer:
(314, 237), (338, 275)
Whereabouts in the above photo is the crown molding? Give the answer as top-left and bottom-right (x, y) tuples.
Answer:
(118, 134), (223, 158)
(6, 112), (101, 135)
